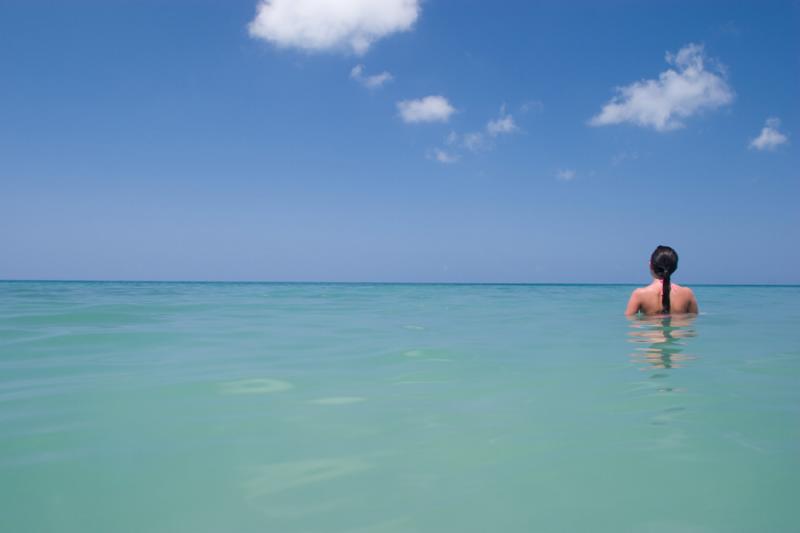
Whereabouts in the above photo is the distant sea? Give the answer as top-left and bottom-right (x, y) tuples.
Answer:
(1, 281), (798, 533)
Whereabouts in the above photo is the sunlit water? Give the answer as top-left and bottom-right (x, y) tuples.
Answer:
(1, 282), (798, 533)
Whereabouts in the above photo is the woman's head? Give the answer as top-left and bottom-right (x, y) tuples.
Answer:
(650, 245), (678, 313)
(650, 245), (678, 280)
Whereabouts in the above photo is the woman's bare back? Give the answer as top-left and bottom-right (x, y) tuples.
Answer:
(626, 281), (698, 316)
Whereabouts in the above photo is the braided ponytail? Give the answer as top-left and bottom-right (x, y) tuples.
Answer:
(661, 272), (671, 314)
(650, 245), (679, 314)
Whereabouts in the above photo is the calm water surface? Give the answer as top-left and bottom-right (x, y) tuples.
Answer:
(1, 282), (798, 532)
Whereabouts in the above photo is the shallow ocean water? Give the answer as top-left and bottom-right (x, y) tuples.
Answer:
(1, 281), (798, 533)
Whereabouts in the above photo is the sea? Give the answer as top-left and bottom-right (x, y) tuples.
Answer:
(1, 281), (798, 533)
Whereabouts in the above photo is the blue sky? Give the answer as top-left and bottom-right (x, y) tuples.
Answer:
(1, 0), (797, 283)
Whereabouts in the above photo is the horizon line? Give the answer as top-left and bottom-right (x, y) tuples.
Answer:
(1, 279), (798, 288)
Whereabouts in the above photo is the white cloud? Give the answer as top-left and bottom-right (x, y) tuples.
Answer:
(248, 0), (420, 55)
(462, 132), (485, 151)
(429, 148), (459, 164)
(556, 169), (576, 181)
(350, 64), (393, 89)
(487, 106), (518, 136)
(445, 107), (517, 153)
(397, 95), (455, 123)
(749, 117), (789, 151)
(589, 43), (734, 131)
(444, 131), (484, 152)
(431, 105), (520, 161)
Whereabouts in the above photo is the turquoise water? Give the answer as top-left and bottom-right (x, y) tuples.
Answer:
(1, 282), (798, 533)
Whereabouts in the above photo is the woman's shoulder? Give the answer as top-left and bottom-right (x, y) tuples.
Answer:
(671, 283), (695, 295)
(628, 285), (656, 306)
(670, 283), (699, 313)
(628, 286), (646, 299)
(632, 283), (658, 294)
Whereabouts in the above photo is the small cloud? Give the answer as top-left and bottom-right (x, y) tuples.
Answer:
(435, 104), (520, 161)
(248, 0), (421, 55)
(589, 43), (734, 131)
(556, 169), (576, 181)
(350, 64), (393, 89)
(397, 96), (455, 123)
(443, 131), (485, 153)
(749, 117), (789, 151)
(462, 132), (485, 151)
(429, 148), (459, 164)
(520, 100), (544, 113)
(486, 106), (518, 136)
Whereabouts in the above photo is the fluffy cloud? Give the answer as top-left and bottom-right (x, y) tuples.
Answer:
(556, 169), (576, 181)
(397, 96), (455, 123)
(430, 148), (459, 164)
(589, 43), (734, 131)
(749, 117), (789, 151)
(350, 64), (393, 89)
(248, 0), (420, 55)
(487, 107), (518, 136)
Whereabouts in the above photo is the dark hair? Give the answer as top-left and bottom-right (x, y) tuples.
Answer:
(650, 245), (678, 313)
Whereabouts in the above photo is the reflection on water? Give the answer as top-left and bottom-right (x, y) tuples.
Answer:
(628, 315), (697, 370)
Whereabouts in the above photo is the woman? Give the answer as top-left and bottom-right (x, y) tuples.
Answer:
(625, 245), (699, 316)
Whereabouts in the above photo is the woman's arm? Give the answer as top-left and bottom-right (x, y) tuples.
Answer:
(687, 288), (699, 314)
